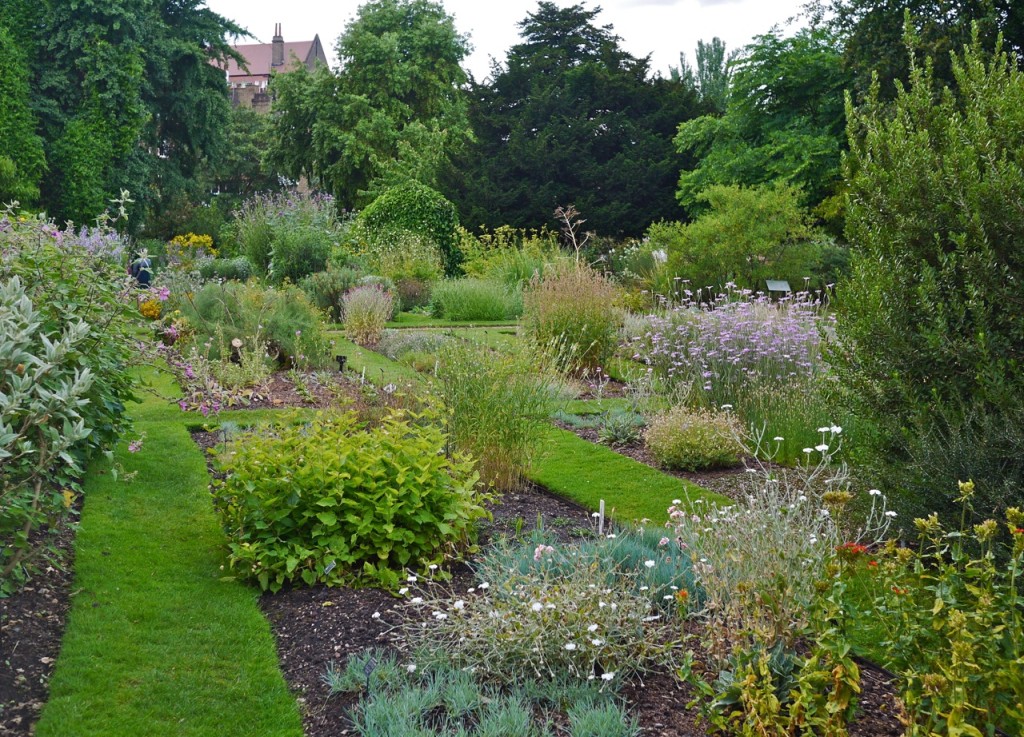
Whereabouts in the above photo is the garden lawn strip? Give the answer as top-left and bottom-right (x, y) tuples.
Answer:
(384, 312), (518, 328)
(328, 334), (423, 386)
(558, 398), (631, 415)
(34, 368), (303, 737)
(529, 426), (732, 524)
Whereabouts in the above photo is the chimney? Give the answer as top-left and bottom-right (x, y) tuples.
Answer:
(272, 23), (284, 67)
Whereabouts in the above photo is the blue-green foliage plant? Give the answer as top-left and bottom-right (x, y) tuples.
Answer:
(1, 209), (139, 592)
(212, 410), (488, 590)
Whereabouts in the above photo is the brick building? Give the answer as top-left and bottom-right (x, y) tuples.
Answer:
(221, 24), (328, 112)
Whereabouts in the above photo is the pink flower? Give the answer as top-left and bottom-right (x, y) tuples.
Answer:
(128, 440), (143, 453)
(156, 286), (171, 302)
(659, 537), (670, 547)
(178, 400), (187, 411)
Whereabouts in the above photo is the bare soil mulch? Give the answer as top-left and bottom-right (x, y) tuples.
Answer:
(0, 520), (77, 737)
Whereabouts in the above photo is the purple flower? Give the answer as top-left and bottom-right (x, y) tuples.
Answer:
(128, 439), (143, 453)
(200, 404), (210, 417)
(156, 286), (171, 302)
(178, 400), (188, 411)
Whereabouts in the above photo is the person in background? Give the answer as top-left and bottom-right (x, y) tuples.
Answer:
(129, 252), (152, 288)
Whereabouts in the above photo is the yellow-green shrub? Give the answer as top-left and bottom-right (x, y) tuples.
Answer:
(644, 407), (741, 471)
(212, 411), (487, 590)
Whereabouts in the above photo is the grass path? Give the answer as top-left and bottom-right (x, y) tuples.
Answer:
(35, 369), (302, 737)
(530, 426), (731, 524)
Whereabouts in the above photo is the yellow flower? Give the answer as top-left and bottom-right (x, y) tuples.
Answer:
(62, 489), (76, 508)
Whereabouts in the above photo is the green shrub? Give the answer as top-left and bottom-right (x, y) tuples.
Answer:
(435, 343), (554, 491)
(522, 264), (621, 372)
(198, 256), (254, 282)
(268, 224), (332, 284)
(832, 36), (1024, 524)
(343, 285), (393, 345)
(1, 213), (138, 592)
(653, 183), (819, 292)
(644, 407), (741, 471)
(300, 268), (361, 322)
(429, 279), (523, 321)
(213, 411), (486, 590)
(233, 191), (344, 279)
(377, 330), (451, 362)
(359, 182), (462, 275)
(179, 281), (329, 367)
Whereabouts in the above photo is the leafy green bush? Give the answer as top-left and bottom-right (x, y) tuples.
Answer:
(429, 279), (523, 321)
(435, 343), (554, 491)
(854, 484), (1024, 736)
(1, 213), (138, 591)
(178, 281), (329, 367)
(198, 256), (254, 282)
(269, 224), (332, 284)
(213, 411), (486, 590)
(232, 191), (344, 281)
(652, 183), (819, 292)
(300, 268), (361, 322)
(522, 264), (621, 372)
(359, 182), (462, 276)
(343, 285), (393, 345)
(644, 407), (741, 471)
(832, 36), (1024, 524)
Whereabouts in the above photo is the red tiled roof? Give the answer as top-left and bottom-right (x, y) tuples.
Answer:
(224, 39), (315, 78)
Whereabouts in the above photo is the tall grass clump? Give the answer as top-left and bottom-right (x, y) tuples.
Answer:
(430, 279), (523, 322)
(435, 343), (554, 491)
(342, 285), (393, 346)
(522, 264), (621, 373)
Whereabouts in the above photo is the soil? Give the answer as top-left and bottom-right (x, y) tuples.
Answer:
(192, 404), (905, 737)
(0, 519), (77, 737)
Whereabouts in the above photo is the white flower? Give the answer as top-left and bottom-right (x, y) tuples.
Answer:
(830, 425), (843, 434)
(592, 512), (601, 518)
(606, 533), (617, 539)
(432, 611), (448, 620)
(406, 664), (417, 673)
(407, 575), (418, 583)
(479, 582), (490, 589)
(467, 588), (475, 593)
(398, 587), (409, 595)
(639, 586), (649, 591)
(371, 611), (381, 620)
(663, 595), (674, 600)
(809, 536), (818, 544)
(773, 436), (784, 442)
(545, 603), (556, 609)
(869, 489), (882, 496)
(588, 624), (599, 632)
(885, 510), (898, 518)
(803, 447), (814, 454)
(453, 600), (465, 610)
(411, 597), (423, 604)
(565, 643), (577, 651)
(601, 672), (615, 681)
(429, 564), (438, 571)
(672, 499), (682, 505)
(644, 560), (656, 568)
(531, 602), (543, 612)
(591, 639), (604, 646)
(815, 443), (829, 452)
(721, 404), (733, 410)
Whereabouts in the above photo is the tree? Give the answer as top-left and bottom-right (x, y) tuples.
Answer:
(6, 0), (243, 226)
(652, 183), (819, 291)
(673, 37), (733, 114)
(267, 0), (471, 209)
(831, 33), (1024, 521)
(674, 28), (851, 225)
(808, 0), (1023, 99)
(0, 25), (45, 205)
(442, 2), (701, 235)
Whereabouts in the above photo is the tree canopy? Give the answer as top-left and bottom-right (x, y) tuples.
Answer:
(441, 2), (701, 236)
(267, 0), (472, 209)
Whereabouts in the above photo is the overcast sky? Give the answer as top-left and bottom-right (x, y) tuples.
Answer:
(204, 0), (808, 80)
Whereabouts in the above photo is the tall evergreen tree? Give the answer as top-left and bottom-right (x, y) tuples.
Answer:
(0, 25), (45, 204)
(442, 2), (700, 235)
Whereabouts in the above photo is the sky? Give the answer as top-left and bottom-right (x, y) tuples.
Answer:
(204, 0), (808, 80)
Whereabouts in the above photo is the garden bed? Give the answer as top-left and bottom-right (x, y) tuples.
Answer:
(0, 516), (77, 736)
(191, 424), (903, 737)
